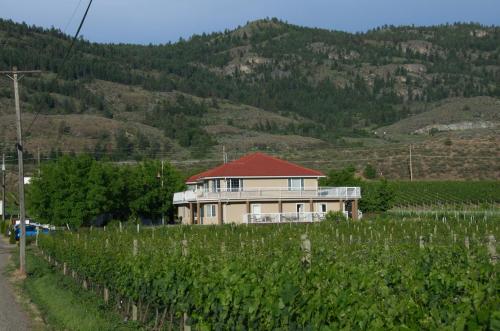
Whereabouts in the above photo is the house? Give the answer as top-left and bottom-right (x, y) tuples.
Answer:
(173, 152), (361, 225)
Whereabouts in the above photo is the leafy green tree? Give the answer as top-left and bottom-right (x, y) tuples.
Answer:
(27, 156), (185, 227)
(127, 160), (185, 220)
(363, 164), (377, 179)
(319, 166), (361, 187)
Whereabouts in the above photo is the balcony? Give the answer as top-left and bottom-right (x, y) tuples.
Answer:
(173, 187), (361, 204)
(243, 212), (334, 224)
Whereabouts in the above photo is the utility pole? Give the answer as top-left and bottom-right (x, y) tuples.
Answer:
(37, 146), (41, 175)
(1, 153), (5, 223)
(409, 144), (413, 182)
(0, 67), (41, 275)
(161, 159), (164, 226)
(222, 145), (228, 164)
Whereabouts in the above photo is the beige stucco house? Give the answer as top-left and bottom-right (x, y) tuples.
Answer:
(173, 153), (361, 225)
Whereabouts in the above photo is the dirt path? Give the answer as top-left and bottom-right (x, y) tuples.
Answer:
(0, 238), (31, 331)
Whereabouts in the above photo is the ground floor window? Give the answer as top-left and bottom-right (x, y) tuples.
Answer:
(206, 204), (216, 217)
(319, 203), (327, 213)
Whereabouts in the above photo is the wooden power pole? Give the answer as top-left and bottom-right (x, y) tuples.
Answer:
(1, 153), (5, 223)
(0, 67), (41, 275)
(409, 144), (413, 182)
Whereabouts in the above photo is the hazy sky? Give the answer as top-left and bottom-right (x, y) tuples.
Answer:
(2, 0), (499, 44)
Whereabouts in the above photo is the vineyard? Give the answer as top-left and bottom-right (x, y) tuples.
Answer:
(387, 181), (500, 209)
(38, 215), (499, 330)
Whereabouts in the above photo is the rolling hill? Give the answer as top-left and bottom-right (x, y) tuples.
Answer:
(0, 18), (499, 179)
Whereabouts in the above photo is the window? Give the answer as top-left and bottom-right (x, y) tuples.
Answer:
(206, 204), (216, 217)
(226, 178), (243, 192)
(319, 203), (327, 213)
(288, 178), (304, 191)
(203, 181), (209, 192)
(212, 179), (221, 192)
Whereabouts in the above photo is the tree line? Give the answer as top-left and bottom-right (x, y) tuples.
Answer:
(27, 155), (186, 228)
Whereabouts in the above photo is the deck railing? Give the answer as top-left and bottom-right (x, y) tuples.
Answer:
(173, 187), (361, 204)
(243, 212), (327, 224)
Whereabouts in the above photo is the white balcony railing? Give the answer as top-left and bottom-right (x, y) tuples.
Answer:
(173, 187), (361, 204)
(243, 212), (327, 224)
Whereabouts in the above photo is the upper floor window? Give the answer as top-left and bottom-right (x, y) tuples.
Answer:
(212, 179), (221, 192)
(288, 178), (304, 191)
(226, 178), (243, 192)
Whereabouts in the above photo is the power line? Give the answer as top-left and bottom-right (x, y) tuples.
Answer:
(23, 0), (94, 138)
(63, 0), (84, 33)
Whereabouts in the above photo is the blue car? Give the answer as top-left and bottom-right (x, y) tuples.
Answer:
(14, 225), (50, 241)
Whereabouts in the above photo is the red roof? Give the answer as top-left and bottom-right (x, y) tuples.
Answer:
(186, 152), (324, 183)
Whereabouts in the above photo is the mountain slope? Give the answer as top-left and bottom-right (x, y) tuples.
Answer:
(0, 18), (499, 179)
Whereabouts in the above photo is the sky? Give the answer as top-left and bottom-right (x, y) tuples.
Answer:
(2, 0), (499, 44)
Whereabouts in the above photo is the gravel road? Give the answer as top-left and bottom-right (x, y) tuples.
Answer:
(0, 238), (31, 331)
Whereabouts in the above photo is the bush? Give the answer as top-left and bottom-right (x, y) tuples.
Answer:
(363, 164), (377, 179)
(0, 220), (6, 236)
(325, 211), (347, 222)
(9, 226), (16, 244)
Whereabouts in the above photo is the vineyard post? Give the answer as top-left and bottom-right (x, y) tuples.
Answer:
(137, 223), (140, 233)
(419, 236), (424, 249)
(464, 236), (469, 250)
(133, 239), (138, 256)
(488, 235), (497, 265)
(132, 304), (138, 321)
(119, 221), (122, 232)
(300, 234), (311, 268)
(104, 287), (109, 304)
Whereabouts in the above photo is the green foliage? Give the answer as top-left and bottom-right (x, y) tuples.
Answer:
(321, 166), (394, 212)
(0, 220), (6, 236)
(38, 215), (500, 329)
(363, 164), (377, 179)
(389, 181), (500, 206)
(27, 155), (185, 227)
(9, 225), (15, 244)
(1, 19), (499, 152)
(23, 252), (137, 330)
(319, 165), (361, 186)
(360, 179), (395, 212)
(324, 210), (346, 222)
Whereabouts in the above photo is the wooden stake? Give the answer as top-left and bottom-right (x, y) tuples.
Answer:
(488, 235), (497, 265)
(132, 304), (138, 321)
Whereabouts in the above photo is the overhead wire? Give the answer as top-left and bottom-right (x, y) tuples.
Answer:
(23, 0), (94, 139)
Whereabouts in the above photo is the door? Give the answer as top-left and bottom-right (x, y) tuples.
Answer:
(252, 204), (261, 222)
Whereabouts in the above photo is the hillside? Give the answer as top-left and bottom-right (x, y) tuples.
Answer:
(0, 18), (499, 179)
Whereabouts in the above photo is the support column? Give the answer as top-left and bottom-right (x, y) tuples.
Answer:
(188, 203), (194, 225)
(352, 199), (358, 221)
(278, 200), (283, 223)
(218, 201), (223, 225)
(196, 202), (201, 225)
(245, 200), (250, 223)
(309, 199), (314, 212)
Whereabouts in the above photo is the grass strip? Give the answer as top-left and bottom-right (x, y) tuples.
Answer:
(21, 248), (139, 331)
